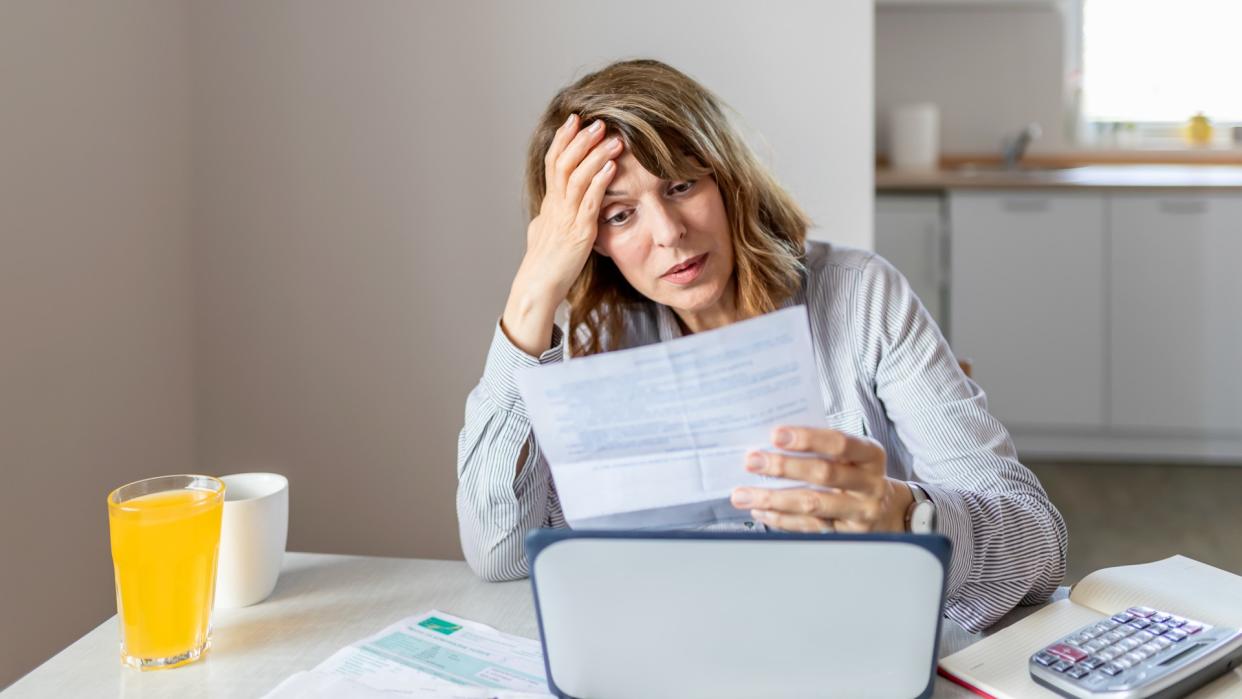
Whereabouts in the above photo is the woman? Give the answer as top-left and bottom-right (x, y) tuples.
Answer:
(457, 59), (1066, 633)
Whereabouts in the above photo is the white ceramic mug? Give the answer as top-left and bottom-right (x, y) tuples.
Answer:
(214, 472), (288, 609)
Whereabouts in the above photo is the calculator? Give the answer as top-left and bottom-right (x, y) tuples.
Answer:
(1029, 606), (1242, 699)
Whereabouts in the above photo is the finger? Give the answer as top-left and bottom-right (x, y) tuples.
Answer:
(574, 158), (617, 230)
(551, 119), (608, 193)
(750, 509), (834, 533)
(773, 427), (885, 472)
(543, 114), (580, 193)
(732, 487), (881, 521)
(746, 451), (878, 494)
(566, 136), (623, 205)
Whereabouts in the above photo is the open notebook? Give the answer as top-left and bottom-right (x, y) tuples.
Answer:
(939, 556), (1242, 698)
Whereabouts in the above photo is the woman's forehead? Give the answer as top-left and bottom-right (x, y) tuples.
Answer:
(605, 152), (668, 197)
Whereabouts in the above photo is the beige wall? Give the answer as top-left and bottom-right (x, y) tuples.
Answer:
(876, 4), (1068, 154)
(0, 0), (194, 688)
(2, 0), (871, 687)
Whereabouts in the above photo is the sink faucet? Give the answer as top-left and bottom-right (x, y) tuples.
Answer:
(1002, 122), (1042, 170)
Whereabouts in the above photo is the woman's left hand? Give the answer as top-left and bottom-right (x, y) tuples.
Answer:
(730, 426), (914, 533)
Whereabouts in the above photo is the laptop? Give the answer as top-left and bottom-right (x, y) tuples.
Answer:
(526, 529), (950, 699)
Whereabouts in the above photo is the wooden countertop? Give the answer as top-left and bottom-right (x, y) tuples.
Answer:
(877, 164), (1242, 192)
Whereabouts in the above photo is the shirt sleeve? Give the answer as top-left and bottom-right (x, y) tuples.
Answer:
(456, 320), (567, 582)
(854, 253), (1068, 633)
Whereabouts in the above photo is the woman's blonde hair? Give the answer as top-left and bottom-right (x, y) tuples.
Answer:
(524, 59), (811, 356)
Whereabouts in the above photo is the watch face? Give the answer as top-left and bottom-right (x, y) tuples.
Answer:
(911, 501), (936, 533)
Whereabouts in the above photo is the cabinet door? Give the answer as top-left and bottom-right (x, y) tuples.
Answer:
(876, 195), (945, 329)
(949, 191), (1107, 429)
(1109, 194), (1242, 434)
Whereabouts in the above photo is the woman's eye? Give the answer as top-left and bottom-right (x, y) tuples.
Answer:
(669, 180), (696, 195)
(604, 210), (631, 226)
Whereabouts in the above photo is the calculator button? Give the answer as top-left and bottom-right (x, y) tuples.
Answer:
(1067, 665), (1092, 679)
(1112, 612), (1135, 624)
(1117, 624), (1137, 637)
(1124, 651), (1147, 665)
(1103, 631), (1125, 643)
(1140, 642), (1162, 656)
(1034, 651), (1060, 666)
(1127, 606), (1156, 618)
(1166, 629), (1189, 642)
(1098, 647), (1122, 661)
(1101, 663), (1124, 676)
(1081, 657), (1107, 670)
(1148, 623), (1169, 636)
(1052, 660), (1075, 673)
(1166, 617), (1186, 628)
(1129, 618), (1152, 630)
(1183, 623), (1204, 635)
(1154, 636), (1174, 649)
(1049, 644), (1088, 662)
(1092, 622), (1114, 634)
(1113, 656), (1135, 670)
(1084, 639), (1109, 652)
(1150, 613), (1171, 623)
(1119, 638), (1141, 651)
(1133, 630), (1155, 643)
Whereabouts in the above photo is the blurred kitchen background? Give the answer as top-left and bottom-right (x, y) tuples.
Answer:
(872, 0), (1242, 590)
(3, 0), (1240, 690)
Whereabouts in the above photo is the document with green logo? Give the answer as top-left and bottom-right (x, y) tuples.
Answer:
(263, 610), (551, 698)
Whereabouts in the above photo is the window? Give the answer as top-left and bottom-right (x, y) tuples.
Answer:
(1079, 0), (1242, 143)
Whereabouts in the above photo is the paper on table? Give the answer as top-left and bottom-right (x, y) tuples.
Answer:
(515, 305), (828, 528)
(262, 610), (553, 698)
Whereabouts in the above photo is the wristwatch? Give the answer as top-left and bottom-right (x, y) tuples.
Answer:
(904, 482), (936, 534)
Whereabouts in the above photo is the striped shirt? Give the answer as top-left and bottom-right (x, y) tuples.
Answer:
(457, 241), (1067, 633)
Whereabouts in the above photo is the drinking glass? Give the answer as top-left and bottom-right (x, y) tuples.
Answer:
(107, 474), (225, 670)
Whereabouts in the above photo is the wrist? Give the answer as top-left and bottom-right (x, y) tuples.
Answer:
(886, 479), (916, 533)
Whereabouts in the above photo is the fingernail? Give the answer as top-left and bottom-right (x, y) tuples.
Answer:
(774, 428), (793, 448)
(606, 136), (621, 149)
(732, 490), (752, 506)
(588, 119), (603, 133)
(563, 113), (576, 128)
(745, 453), (765, 472)
(750, 509), (770, 522)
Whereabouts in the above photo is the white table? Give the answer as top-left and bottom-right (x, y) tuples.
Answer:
(2, 552), (1067, 698)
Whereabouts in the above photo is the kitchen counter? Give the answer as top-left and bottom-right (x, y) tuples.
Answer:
(876, 164), (1242, 191)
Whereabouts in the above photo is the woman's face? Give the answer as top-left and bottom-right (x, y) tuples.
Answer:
(593, 150), (735, 322)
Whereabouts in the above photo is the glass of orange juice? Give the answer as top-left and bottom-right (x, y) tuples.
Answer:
(107, 475), (225, 670)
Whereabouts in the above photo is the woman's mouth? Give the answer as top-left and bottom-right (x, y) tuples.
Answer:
(660, 253), (708, 285)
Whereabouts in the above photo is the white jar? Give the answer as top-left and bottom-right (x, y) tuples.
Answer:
(889, 103), (940, 172)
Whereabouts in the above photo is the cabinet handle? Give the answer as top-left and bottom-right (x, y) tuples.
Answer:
(1001, 199), (1051, 213)
(1158, 200), (1208, 215)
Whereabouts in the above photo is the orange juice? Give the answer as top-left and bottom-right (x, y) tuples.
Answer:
(108, 480), (224, 668)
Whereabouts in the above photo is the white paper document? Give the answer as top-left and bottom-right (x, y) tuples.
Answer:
(515, 305), (829, 529)
(262, 610), (553, 698)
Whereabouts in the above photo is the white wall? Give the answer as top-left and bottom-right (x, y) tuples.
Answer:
(0, 1), (194, 688)
(876, 4), (1067, 155)
(190, 0), (874, 564)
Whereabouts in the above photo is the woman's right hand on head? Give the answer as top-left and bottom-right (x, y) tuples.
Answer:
(503, 114), (622, 356)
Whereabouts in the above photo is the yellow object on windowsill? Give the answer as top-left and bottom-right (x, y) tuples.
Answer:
(1183, 112), (1214, 146)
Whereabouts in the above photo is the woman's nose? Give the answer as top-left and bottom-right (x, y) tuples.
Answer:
(648, 201), (686, 247)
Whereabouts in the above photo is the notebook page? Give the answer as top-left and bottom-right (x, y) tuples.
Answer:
(1069, 555), (1242, 627)
(938, 599), (1103, 697)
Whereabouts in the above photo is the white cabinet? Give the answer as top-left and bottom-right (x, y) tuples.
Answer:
(875, 195), (946, 330)
(948, 192), (1108, 429)
(1109, 195), (1242, 434)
